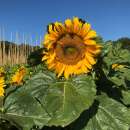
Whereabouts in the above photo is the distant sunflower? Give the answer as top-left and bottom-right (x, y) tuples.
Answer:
(11, 66), (26, 85)
(42, 17), (101, 79)
(0, 67), (5, 76)
(112, 64), (125, 70)
(0, 68), (5, 96)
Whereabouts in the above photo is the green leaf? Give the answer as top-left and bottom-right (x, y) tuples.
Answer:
(109, 75), (125, 87)
(0, 97), (4, 113)
(121, 90), (130, 105)
(102, 42), (130, 88)
(109, 67), (130, 88)
(3, 71), (96, 130)
(71, 94), (130, 130)
(103, 42), (130, 69)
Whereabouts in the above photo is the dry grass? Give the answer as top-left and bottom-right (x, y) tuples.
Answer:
(0, 41), (39, 66)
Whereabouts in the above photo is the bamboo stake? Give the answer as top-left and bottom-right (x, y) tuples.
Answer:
(0, 30), (40, 65)
(2, 27), (6, 65)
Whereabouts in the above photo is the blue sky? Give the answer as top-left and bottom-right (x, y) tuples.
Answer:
(0, 0), (130, 45)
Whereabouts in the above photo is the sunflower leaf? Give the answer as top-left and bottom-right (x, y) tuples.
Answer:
(70, 94), (130, 130)
(121, 90), (130, 106)
(102, 42), (130, 89)
(103, 42), (130, 68)
(2, 71), (96, 130)
(109, 67), (130, 88)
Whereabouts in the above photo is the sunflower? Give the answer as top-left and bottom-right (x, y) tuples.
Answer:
(0, 67), (5, 76)
(42, 17), (101, 79)
(11, 66), (26, 85)
(112, 64), (125, 70)
(0, 69), (5, 96)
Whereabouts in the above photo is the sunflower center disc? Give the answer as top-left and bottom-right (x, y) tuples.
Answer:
(55, 34), (86, 65)
(64, 46), (79, 58)
(65, 46), (77, 54)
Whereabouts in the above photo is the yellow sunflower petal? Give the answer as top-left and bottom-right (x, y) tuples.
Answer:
(65, 19), (73, 32)
(73, 17), (81, 33)
(54, 22), (65, 34)
(84, 59), (92, 69)
(86, 45), (102, 55)
(0, 88), (4, 96)
(46, 52), (56, 64)
(78, 23), (91, 37)
(81, 64), (87, 72)
(48, 24), (55, 34)
(44, 34), (56, 50)
(85, 53), (96, 65)
(57, 64), (66, 77)
(44, 34), (57, 43)
(74, 68), (82, 74)
(84, 40), (96, 45)
(48, 24), (59, 38)
(48, 62), (56, 69)
(67, 65), (74, 76)
(42, 55), (48, 61)
(74, 65), (89, 75)
(64, 66), (70, 79)
(84, 30), (97, 40)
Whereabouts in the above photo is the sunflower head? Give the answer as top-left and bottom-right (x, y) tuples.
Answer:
(11, 66), (26, 85)
(42, 17), (102, 79)
(0, 67), (5, 77)
(0, 76), (6, 96)
(112, 64), (126, 70)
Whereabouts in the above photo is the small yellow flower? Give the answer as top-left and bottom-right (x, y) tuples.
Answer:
(0, 76), (6, 96)
(0, 67), (5, 96)
(11, 66), (26, 85)
(112, 64), (125, 70)
(0, 67), (5, 76)
(42, 17), (101, 79)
